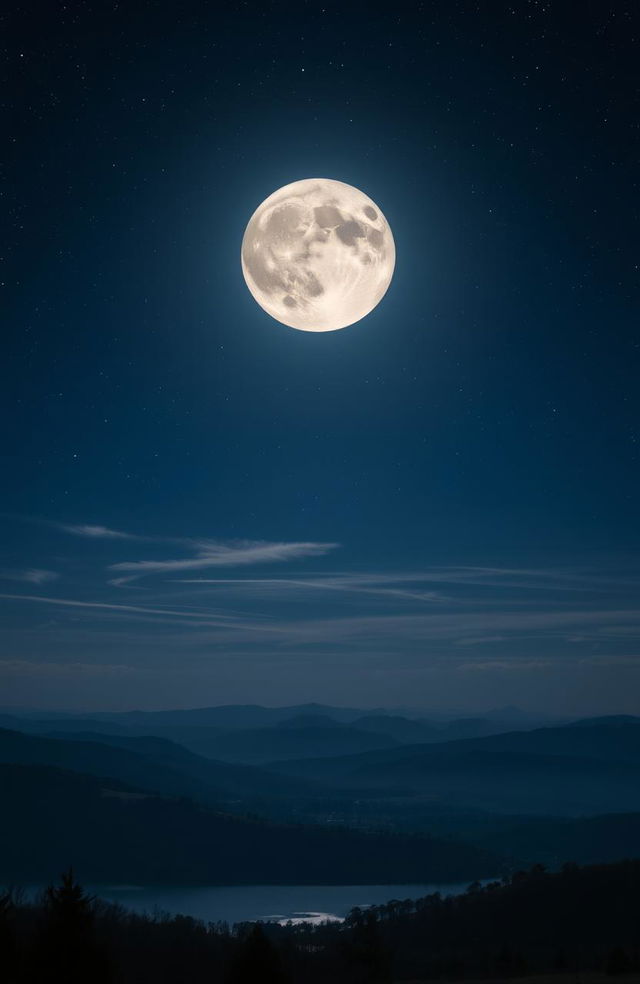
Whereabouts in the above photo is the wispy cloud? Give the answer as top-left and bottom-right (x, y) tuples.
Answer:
(0, 569), (59, 585)
(0, 659), (135, 678)
(59, 523), (141, 540)
(458, 658), (555, 673)
(51, 520), (340, 584)
(2, 544), (639, 687)
(0, 592), (266, 628)
(263, 607), (640, 645)
(170, 566), (640, 602)
(0, 593), (293, 637)
(168, 606), (640, 651)
(108, 540), (340, 583)
(173, 573), (446, 604)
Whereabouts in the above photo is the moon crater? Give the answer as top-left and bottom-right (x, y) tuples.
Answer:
(241, 178), (395, 332)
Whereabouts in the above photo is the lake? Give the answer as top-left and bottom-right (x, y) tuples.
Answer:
(89, 881), (474, 926)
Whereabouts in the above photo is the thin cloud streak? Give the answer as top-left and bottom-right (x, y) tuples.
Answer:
(168, 606), (640, 649)
(59, 522), (195, 548)
(173, 574), (445, 603)
(0, 593), (289, 633)
(269, 607), (640, 643)
(0, 659), (135, 678)
(59, 524), (140, 540)
(169, 564), (640, 607)
(0, 569), (59, 585)
(51, 519), (340, 584)
(109, 540), (340, 582)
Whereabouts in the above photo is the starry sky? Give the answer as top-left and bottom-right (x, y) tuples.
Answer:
(2, 2), (638, 713)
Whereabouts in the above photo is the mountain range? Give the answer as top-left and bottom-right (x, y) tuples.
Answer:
(0, 762), (499, 885)
(2, 706), (640, 885)
(0, 703), (567, 764)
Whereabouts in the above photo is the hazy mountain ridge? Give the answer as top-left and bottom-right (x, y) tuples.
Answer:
(266, 720), (640, 815)
(0, 728), (316, 805)
(3, 712), (640, 886)
(94, 702), (374, 729)
(0, 703), (580, 765)
(0, 762), (501, 885)
(267, 718), (640, 773)
(5, 714), (640, 817)
(468, 811), (640, 866)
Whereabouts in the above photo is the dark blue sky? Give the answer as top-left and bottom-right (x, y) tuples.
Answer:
(2, 2), (638, 712)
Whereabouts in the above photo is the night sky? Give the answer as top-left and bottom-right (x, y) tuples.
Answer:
(2, 2), (638, 713)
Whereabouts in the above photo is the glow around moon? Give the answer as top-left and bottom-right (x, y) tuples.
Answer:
(241, 178), (395, 332)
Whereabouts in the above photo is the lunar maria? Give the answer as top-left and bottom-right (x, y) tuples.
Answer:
(241, 178), (395, 332)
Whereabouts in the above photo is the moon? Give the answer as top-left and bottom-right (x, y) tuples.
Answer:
(241, 178), (395, 332)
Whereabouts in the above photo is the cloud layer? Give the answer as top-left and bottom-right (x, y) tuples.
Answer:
(2, 518), (639, 712)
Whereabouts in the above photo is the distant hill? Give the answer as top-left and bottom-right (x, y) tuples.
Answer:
(0, 728), (315, 806)
(22, 707), (571, 766)
(47, 721), (399, 765)
(351, 714), (534, 743)
(5, 702), (566, 734)
(42, 715), (520, 764)
(273, 713), (343, 729)
(95, 703), (565, 742)
(94, 702), (373, 730)
(268, 721), (640, 815)
(351, 714), (441, 742)
(468, 812), (640, 867)
(0, 763), (501, 885)
(2, 715), (126, 735)
(568, 714), (640, 729)
(436, 716), (524, 741)
(466, 718), (640, 764)
(7, 716), (640, 818)
(2, 705), (578, 767)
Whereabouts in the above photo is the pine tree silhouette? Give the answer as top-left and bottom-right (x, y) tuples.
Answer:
(30, 869), (112, 984)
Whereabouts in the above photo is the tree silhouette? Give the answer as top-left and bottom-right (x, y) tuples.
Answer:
(2, 857), (640, 983)
(0, 890), (19, 984)
(341, 910), (392, 984)
(226, 923), (290, 984)
(30, 869), (112, 984)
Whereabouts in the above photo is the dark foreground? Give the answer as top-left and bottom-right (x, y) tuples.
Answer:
(415, 978), (640, 984)
(1, 860), (639, 983)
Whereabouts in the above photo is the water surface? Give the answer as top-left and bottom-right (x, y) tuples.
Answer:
(91, 881), (474, 926)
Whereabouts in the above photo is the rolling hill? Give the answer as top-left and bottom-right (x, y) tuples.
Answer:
(0, 762), (502, 885)
(468, 811), (640, 867)
(267, 721), (640, 815)
(112, 721), (399, 764)
(0, 728), (316, 807)
(2, 705), (574, 765)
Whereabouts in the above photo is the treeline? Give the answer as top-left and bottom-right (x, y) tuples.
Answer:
(343, 859), (640, 981)
(1, 861), (640, 983)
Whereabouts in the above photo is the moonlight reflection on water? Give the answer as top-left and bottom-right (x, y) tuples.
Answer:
(90, 881), (473, 926)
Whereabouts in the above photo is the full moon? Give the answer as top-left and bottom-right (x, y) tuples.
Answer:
(241, 178), (395, 332)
